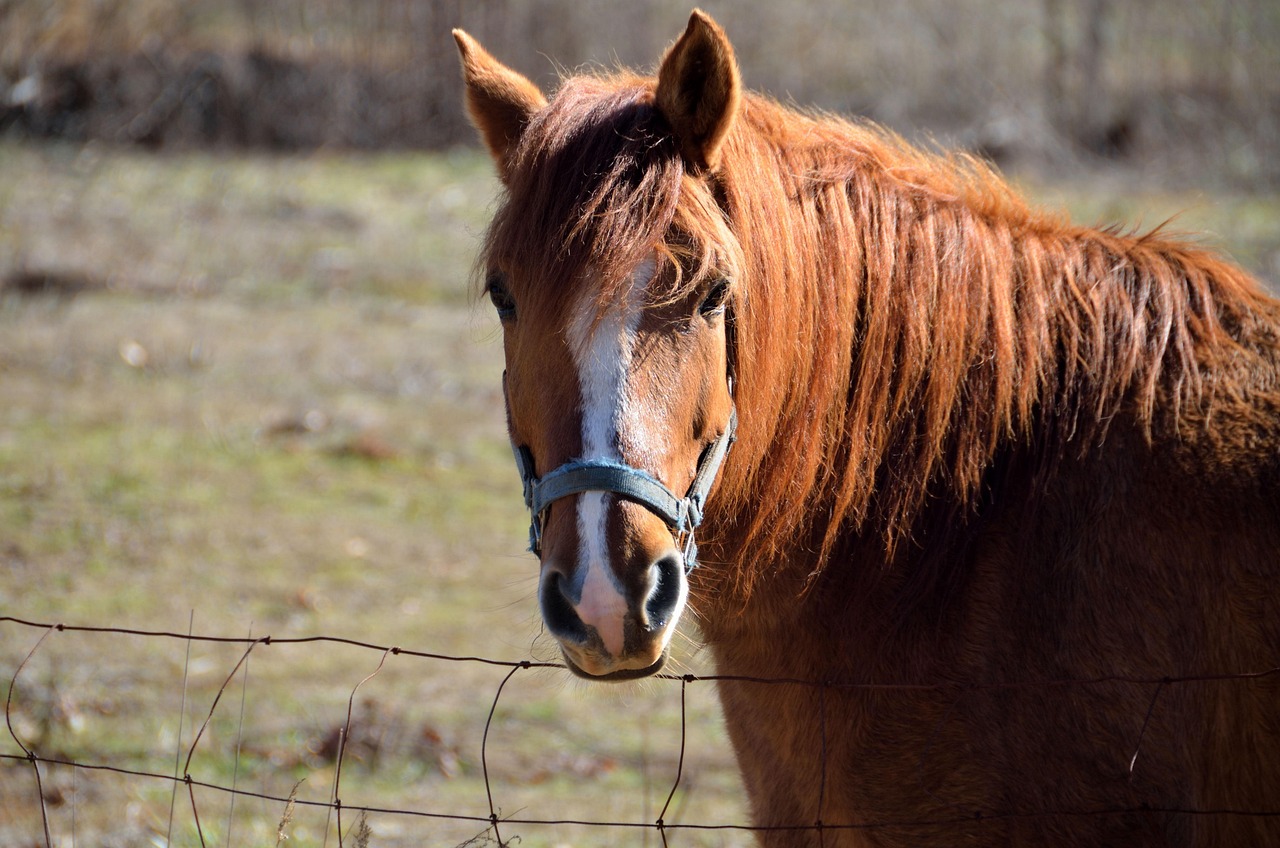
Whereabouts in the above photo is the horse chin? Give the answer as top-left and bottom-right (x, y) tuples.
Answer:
(562, 650), (667, 682)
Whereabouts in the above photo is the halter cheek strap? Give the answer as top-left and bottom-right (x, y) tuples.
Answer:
(512, 406), (737, 573)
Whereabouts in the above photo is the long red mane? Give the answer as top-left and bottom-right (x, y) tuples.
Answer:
(479, 71), (1280, 598)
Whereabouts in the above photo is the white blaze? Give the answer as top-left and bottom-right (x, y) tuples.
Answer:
(565, 260), (655, 657)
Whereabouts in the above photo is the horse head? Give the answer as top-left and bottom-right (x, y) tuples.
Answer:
(455, 12), (742, 680)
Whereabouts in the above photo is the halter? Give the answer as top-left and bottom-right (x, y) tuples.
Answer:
(511, 403), (737, 574)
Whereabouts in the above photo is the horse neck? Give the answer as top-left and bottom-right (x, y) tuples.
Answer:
(705, 104), (1259, 606)
(706, 116), (1018, 570)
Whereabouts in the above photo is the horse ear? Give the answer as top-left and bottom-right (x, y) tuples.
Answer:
(655, 10), (742, 172)
(453, 29), (548, 182)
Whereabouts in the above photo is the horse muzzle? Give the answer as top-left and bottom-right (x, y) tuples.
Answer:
(538, 541), (686, 680)
(510, 407), (735, 681)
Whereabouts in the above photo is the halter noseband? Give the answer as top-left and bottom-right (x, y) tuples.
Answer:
(511, 405), (737, 574)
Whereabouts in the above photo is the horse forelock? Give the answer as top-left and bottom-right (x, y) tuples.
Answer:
(478, 74), (739, 331)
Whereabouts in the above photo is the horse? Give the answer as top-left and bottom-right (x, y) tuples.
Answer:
(454, 10), (1280, 846)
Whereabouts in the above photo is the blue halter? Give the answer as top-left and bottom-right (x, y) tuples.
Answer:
(512, 406), (737, 573)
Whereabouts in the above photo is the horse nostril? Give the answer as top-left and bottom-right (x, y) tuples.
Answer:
(540, 571), (590, 645)
(644, 554), (686, 631)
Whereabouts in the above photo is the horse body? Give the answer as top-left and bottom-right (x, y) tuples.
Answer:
(707, 420), (1280, 845)
(456, 10), (1280, 845)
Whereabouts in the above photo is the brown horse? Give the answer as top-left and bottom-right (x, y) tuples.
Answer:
(455, 10), (1280, 846)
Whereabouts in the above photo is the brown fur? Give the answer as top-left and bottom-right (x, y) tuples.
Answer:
(461, 10), (1280, 846)
(655, 11), (741, 171)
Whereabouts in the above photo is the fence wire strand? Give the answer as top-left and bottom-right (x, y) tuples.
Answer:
(5, 623), (55, 848)
(3, 615), (1279, 847)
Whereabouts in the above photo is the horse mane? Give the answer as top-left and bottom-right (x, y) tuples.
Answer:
(480, 70), (1280, 598)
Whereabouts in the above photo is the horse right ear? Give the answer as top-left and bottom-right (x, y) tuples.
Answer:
(655, 10), (742, 172)
(453, 30), (548, 183)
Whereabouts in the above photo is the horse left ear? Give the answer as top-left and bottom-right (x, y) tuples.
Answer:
(655, 9), (742, 172)
(453, 29), (548, 183)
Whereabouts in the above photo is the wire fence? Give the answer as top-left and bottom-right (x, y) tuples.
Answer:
(3, 615), (1280, 847)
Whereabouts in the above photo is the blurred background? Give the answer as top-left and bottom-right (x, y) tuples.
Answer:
(1, 2), (1277, 846)
(3, 0), (1279, 186)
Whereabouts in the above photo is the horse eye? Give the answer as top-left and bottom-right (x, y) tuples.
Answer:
(699, 277), (731, 318)
(487, 272), (517, 320)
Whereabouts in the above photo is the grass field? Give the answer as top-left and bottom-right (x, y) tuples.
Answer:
(1, 141), (1277, 847)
